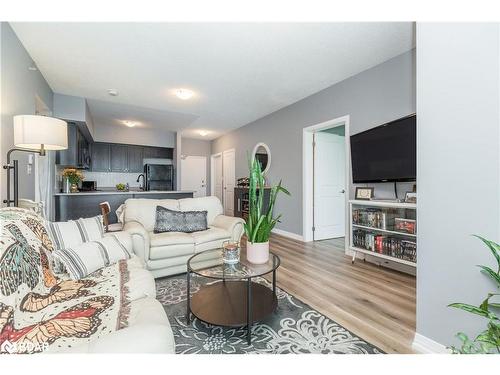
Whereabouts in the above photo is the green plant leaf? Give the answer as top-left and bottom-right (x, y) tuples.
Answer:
(449, 303), (495, 319)
(473, 235), (500, 273)
(476, 265), (500, 287)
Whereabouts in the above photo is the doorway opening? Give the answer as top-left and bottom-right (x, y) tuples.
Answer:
(303, 115), (350, 247)
(210, 148), (235, 216)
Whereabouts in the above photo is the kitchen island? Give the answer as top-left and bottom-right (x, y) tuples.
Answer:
(54, 189), (194, 222)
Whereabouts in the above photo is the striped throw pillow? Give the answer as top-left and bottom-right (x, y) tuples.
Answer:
(46, 216), (104, 273)
(53, 235), (132, 280)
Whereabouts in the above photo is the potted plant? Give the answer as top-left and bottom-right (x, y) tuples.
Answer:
(448, 235), (500, 353)
(244, 157), (290, 264)
(62, 168), (84, 193)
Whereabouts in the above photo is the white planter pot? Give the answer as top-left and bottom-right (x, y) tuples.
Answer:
(246, 241), (270, 264)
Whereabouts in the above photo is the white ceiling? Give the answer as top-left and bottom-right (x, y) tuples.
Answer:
(11, 22), (415, 140)
(87, 99), (198, 132)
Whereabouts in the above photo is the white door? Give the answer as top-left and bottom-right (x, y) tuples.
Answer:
(212, 154), (223, 203)
(314, 132), (346, 240)
(181, 156), (207, 198)
(222, 149), (235, 216)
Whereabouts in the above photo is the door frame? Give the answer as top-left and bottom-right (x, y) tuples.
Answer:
(210, 152), (223, 199)
(302, 115), (351, 245)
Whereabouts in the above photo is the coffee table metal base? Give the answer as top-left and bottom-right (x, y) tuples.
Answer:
(187, 279), (278, 345)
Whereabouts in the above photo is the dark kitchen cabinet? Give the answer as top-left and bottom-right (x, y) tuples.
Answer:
(77, 129), (91, 169)
(90, 143), (172, 173)
(127, 145), (144, 173)
(143, 146), (173, 159)
(110, 144), (128, 172)
(56, 123), (91, 169)
(56, 123), (77, 166)
(91, 143), (111, 172)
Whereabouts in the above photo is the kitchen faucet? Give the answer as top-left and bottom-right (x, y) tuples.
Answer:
(136, 174), (145, 190)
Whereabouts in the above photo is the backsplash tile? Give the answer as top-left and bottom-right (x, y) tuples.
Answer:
(83, 171), (144, 188)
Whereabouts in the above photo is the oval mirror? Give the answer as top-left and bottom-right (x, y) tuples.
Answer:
(252, 142), (271, 174)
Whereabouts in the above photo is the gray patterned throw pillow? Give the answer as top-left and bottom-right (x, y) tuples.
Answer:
(154, 206), (208, 233)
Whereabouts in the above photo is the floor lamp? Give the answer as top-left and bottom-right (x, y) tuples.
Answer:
(3, 115), (68, 207)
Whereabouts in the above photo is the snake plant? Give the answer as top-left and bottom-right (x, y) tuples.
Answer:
(243, 157), (290, 243)
(449, 235), (500, 353)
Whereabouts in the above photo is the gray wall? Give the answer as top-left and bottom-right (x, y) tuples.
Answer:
(417, 23), (500, 347)
(181, 137), (212, 195)
(1, 22), (54, 203)
(212, 49), (416, 235)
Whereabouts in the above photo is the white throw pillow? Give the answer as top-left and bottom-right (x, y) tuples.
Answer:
(47, 215), (104, 249)
(53, 235), (132, 280)
(46, 215), (104, 273)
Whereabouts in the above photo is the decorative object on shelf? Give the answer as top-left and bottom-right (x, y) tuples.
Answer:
(448, 236), (500, 354)
(237, 177), (249, 187)
(244, 157), (290, 264)
(404, 192), (417, 203)
(116, 183), (127, 191)
(62, 168), (84, 193)
(251, 142), (271, 175)
(3, 115), (67, 206)
(355, 187), (374, 200)
(222, 240), (240, 264)
(394, 218), (416, 234)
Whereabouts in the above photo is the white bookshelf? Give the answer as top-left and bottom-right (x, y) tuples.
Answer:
(349, 199), (417, 268)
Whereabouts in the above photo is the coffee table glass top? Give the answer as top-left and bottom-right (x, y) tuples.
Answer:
(188, 248), (280, 280)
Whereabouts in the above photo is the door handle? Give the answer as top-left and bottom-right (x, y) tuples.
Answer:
(340, 189), (345, 194)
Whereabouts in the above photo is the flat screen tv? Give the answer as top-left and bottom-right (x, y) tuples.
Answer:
(350, 114), (416, 183)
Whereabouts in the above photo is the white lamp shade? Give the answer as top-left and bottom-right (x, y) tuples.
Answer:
(13, 115), (68, 151)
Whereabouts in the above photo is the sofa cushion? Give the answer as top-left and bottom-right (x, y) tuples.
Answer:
(150, 244), (194, 259)
(190, 226), (231, 244)
(54, 235), (132, 279)
(150, 231), (195, 246)
(178, 196), (223, 225)
(124, 198), (180, 232)
(149, 231), (195, 259)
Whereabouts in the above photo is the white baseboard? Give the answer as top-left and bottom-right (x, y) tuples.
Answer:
(412, 333), (450, 354)
(271, 228), (304, 242)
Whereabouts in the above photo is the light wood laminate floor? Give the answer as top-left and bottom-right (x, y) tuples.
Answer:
(244, 233), (416, 354)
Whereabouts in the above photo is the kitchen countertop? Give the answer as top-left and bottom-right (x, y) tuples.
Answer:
(54, 189), (194, 196)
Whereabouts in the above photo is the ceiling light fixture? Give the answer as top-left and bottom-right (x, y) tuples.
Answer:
(199, 130), (209, 137)
(175, 88), (195, 100)
(108, 89), (119, 97)
(122, 120), (138, 128)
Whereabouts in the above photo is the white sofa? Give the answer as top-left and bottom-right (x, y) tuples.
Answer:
(123, 196), (245, 278)
(61, 233), (175, 353)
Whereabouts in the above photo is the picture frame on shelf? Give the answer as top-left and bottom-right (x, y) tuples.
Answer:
(405, 192), (417, 203)
(355, 187), (374, 200)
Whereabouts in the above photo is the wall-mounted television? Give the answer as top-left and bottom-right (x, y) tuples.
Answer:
(350, 114), (416, 183)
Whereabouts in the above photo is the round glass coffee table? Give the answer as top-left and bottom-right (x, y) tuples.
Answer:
(186, 249), (280, 344)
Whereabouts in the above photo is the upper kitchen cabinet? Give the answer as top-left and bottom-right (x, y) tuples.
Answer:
(110, 144), (129, 172)
(127, 145), (144, 173)
(143, 146), (173, 159)
(90, 143), (172, 173)
(91, 143), (111, 172)
(56, 122), (91, 169)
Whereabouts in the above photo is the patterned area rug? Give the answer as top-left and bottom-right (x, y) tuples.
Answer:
(156, 274), (383, 354)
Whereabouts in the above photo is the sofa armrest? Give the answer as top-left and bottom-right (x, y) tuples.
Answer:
(124, 221), (151, 261)
(212, 215), (245, 242)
